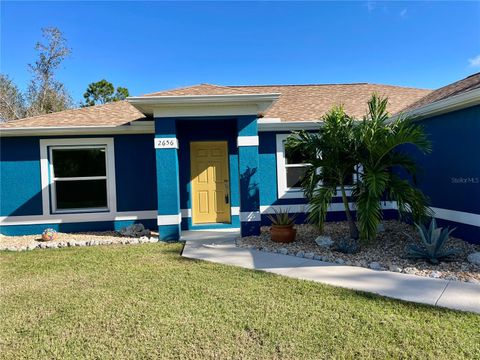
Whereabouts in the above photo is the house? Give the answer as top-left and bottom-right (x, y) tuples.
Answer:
(394, 73), (480, 244)
(1, 79), (468, 242)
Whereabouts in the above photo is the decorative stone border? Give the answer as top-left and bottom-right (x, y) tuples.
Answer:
(0, 236), (159, 252)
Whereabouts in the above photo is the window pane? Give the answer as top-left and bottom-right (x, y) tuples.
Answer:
(52, 148), (106, 177)
(55, 180), (107, 210)
(286, 167), (308, 188)
(285, 143), (309, 164)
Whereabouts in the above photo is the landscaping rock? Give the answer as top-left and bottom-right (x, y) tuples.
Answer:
(278, 247), (288, 255)
(335, 258), (345, 265)
(389, 264), (402, 273)
(429, 271), (442, 278)
(467, 252), (480, 266)
(315, 236), (334, 248)
(295, 251), (305, 258)
(369, 262), (382, 270)
(403, 267), (417, 275)
(304, 252), (315, 259)
(119, 223), (151, 238)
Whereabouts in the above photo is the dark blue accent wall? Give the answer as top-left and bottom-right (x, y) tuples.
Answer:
(114, 134), (157, 212)
(0, 137), (43, 216)
(405, 105), (480, 243)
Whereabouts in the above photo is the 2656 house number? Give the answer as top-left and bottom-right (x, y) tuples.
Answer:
(154, 138), (178, 149)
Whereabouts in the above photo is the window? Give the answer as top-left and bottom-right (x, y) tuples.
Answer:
(276, 134), (311, 198)
(276, 133), (359, 199)
(40, 138), (116, 214)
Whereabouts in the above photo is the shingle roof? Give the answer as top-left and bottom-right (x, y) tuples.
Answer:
(0, 101), (146, 128)
(0, 82), (431, 128)
(400, 72), (480, 113)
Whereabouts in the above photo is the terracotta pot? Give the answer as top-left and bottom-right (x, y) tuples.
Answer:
(270, 224), (296, 243)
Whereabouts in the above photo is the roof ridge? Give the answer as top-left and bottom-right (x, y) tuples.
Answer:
(228, 83), (432, 91)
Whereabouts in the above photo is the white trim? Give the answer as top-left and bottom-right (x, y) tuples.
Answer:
(154, 137), (179, 149)
(237, 136), (259, 147)
(258, 119), (322, 132)
(180, 206), (240, 218)
(128, 93), (280, 118)
(39, 138), (117, 216)
(240, 211), (261, 222)
(0, 210), (157, 226)
(260, 201), (398, 214)
(389, 87), (480, 123)
(431, 207), (480, 227)
(157, 214), (182, 226)
(0, 123), (154, 137)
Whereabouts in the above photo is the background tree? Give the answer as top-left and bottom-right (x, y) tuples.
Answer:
(0, 74), (25, 122)
(286, 107), (360, 239)
(82, 80), (130, 106)
(354, 94), (433, 242)
(26, 27), (72, 117)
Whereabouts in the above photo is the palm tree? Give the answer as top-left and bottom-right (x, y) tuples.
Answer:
(286, 106), (360, 239)
(354, 94), (433, 242)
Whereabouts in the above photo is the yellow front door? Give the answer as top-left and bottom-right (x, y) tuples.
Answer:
(190, 141), (231, 224)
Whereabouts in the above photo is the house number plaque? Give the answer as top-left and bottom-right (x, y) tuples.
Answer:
(154, 138), (179, 149)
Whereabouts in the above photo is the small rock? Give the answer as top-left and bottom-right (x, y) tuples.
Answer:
(304, 252), (315, 259)
(467, 278), (480, 284)
(376, 223), (385, 233)
(429, 271), (442, 278)
(315, 236), (334, 248)
(467, 252), (480, 266)
(27, 244), (37, 251)
(47, 243), (58, 249)
(278, 248), (288, 255)
(345, 260), (353, 266)
(388, 264), (402, 273)
(313, 254), (323, 261)
(295, 251), (305, 258)
(149, 237), (158, 243)
(445, 275), (458, 281)
(335, 258), (345, 265)
(369, 262), (382, 270)
(403, 267), (417, 275)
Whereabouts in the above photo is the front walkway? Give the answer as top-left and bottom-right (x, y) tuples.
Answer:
(181, 229), (480, 314)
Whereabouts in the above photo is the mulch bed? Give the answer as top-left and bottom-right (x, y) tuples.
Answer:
(237, 220), (480, 283)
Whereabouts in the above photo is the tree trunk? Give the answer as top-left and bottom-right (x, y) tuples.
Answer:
(340, 184), (359, 240)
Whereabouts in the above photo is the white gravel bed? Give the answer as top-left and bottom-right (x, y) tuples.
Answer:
(0, 231), (160, 251)
(237, 220), (480, 283)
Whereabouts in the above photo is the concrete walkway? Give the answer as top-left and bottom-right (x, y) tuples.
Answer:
(181, 229), (480, 314)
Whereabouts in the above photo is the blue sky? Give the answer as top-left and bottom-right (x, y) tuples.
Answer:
(2, 1), (479, 104)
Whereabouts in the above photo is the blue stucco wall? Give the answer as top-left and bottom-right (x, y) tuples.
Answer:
(0, 137), (43, 216)
(404, 105), (480, 243)
(1, 134), (157, 235)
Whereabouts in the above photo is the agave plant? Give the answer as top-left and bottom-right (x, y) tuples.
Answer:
(406, 218), (459, 264)
(267, 208), (297, 226)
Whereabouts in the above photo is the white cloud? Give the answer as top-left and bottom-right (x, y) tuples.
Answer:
(468, 55), (480, 67)
(400, 8), (408, 18)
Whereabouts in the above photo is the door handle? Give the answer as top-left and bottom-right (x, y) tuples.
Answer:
(225, 194), (229, 204)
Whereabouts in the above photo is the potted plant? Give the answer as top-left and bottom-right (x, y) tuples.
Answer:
(267, 208), (297, 243)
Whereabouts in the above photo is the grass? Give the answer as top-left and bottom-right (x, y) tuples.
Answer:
(0, 243), (479, 359)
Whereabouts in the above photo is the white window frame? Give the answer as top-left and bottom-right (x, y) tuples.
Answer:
(40, 138), (117, 215)
(276, 134), (310, 199)
(276, 133), (359, 199)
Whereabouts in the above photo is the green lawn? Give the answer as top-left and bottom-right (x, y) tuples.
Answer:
(1, 244), (479, 359)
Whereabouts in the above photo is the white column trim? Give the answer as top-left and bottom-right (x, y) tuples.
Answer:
(237, 136), (259, 147)
(240, 211), (261, 222)
(157, 214), (182, 226)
